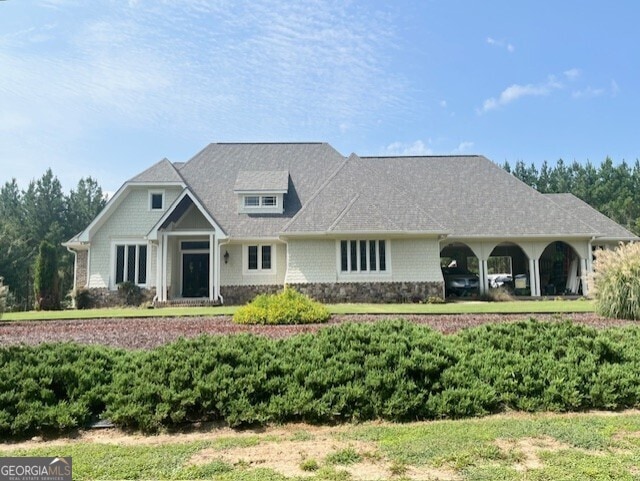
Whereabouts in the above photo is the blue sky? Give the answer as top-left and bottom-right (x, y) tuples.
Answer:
(1, 1), (639, 194)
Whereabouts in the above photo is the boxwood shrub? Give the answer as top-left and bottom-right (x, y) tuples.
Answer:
(233, 288), (331, 325)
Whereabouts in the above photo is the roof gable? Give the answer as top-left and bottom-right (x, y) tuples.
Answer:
(283, 154), (445, 234)
(129, 158), (184, 183)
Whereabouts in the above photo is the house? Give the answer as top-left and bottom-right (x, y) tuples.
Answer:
(63, 142), (638, 306)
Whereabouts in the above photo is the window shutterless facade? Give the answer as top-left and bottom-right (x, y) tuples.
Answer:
(115, 243), (148, 285)
(339, 240), (387, 273)
(246, 244), (273, 272)
(149, 190), (165, 210)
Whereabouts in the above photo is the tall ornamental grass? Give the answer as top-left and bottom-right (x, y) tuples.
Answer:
(592, 242), (640, 320)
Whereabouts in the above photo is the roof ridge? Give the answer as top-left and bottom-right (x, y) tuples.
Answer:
(362, 154), (481, 159)
(281, 157), (350, 232)
(328, 193), (361, 232)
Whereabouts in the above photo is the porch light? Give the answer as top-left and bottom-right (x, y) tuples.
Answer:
(224, 250), (229, 264)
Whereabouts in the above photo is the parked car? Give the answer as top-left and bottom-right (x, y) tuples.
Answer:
(441, 267), (479, 297)
(488, 273), (513, 289)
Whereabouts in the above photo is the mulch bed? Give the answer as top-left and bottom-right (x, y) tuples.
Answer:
(0, 313), (632, 350)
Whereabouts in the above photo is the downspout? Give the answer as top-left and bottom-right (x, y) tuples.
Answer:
(65, 246), (78, 308)
(218, 238), (231, 305)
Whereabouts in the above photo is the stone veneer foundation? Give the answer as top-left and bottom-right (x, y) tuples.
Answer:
(82, 287), (156, 308)
(221, 281), (444, 305)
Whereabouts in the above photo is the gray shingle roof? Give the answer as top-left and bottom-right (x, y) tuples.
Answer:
(120, 144), (634, 241)
(364, 155), (599, 237)
(283, 154), (445, 234)
(545, 193), (638, 240)
(234, 170), (289, 192)
(129, 158), (184, 183)
(177, 143), (346, 237)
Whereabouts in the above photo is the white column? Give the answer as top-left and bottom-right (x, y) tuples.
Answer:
(529, 258), (536, 297)
(209, 233), (214, 301)
(478, 259), (485, 295)
(482, 259), (489, 293)
(580, 258), (588, 296)
(214, 237), (221, 302)
(533, 258), (541, 296)
(155, 241), (161, 297)
(161, 233), (168, 301)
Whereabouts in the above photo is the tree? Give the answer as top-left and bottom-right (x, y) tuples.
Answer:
(66, 177), (106, 238)
(33, 240), (60, 310)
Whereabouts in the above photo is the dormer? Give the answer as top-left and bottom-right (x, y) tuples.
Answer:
(234, 170), (289, 214)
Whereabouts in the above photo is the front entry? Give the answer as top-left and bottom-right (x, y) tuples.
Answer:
(182, 253), (209, 297)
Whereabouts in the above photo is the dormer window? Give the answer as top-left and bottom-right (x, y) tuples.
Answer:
(244, 196), (260, 207)
(234, 170), (289, 214)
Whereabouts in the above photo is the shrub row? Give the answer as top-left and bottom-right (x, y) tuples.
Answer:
(3, 319), (640, 437)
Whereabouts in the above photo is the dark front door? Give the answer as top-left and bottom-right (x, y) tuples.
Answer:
(182, 253), (209, 297)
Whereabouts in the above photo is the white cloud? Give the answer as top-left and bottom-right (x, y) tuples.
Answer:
(439, 100), (447, 108)
(564, 68), (581, 80)
(385, 140), (432, 156)
(480, 75), (563, 113)
(452, 141), (474, 153)
(611, 79), (620, 96)
(572, 86), (604, 99)
(486, 36), (514, 53)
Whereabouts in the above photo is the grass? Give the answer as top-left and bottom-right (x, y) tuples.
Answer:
(1, 299), (594, 321)
(4, 411), (640, 480)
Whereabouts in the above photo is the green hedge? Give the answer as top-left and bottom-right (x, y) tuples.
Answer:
(233, 288), (331, 325)
(3, 320), (640, 437)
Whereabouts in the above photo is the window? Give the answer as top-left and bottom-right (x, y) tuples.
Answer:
(181, 241), (210, 250)
(246, 244), (273, 272)
(149, 191), (164, 210)
(262, 196), (277, 206)
(243, 195), (278, 208)
(244, 196), (260, 207)
(340, 240), (387, 273)
(114, 243), (148, 285)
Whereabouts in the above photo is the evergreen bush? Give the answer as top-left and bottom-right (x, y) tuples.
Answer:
(4, 320), (640, 437)
(592, 242), (640, 320)
(33, 240), (60, 310)
(117, 281), (142, 306)
(233, 288), (331, 324)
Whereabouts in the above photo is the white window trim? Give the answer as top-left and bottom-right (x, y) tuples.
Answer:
(149, 190), (166, 211)
(239, 193), (284, 214)
(243, 243), (275, 274)
(336, 240), (391, 276)
(110, 240), (150, 289)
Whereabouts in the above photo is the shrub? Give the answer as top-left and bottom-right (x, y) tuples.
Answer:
(33, 240), (60, 310)
(233, 288), (330, 325)
(118, 281), (142, 306)
(73, 288), (94, 310)
(6, 319), (640, 438)
(426, 296), (445, 304)
(592, 242), (640, 320)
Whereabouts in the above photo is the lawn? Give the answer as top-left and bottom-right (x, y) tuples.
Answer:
(1, 299), (594, 321)
(3, 411), (640, 480)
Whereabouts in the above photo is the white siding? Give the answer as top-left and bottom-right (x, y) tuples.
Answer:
(286, 237), (443, 284)
(390, 238), (442, 282)
(88, 186), (182, 288)
(285, 239), (337, 283)
(220, 242), (286, 286)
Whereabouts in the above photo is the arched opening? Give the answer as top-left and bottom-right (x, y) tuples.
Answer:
(487, 242), (530, 295)
(440, 242), (479, 297)
(539, 241), (582, 295)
